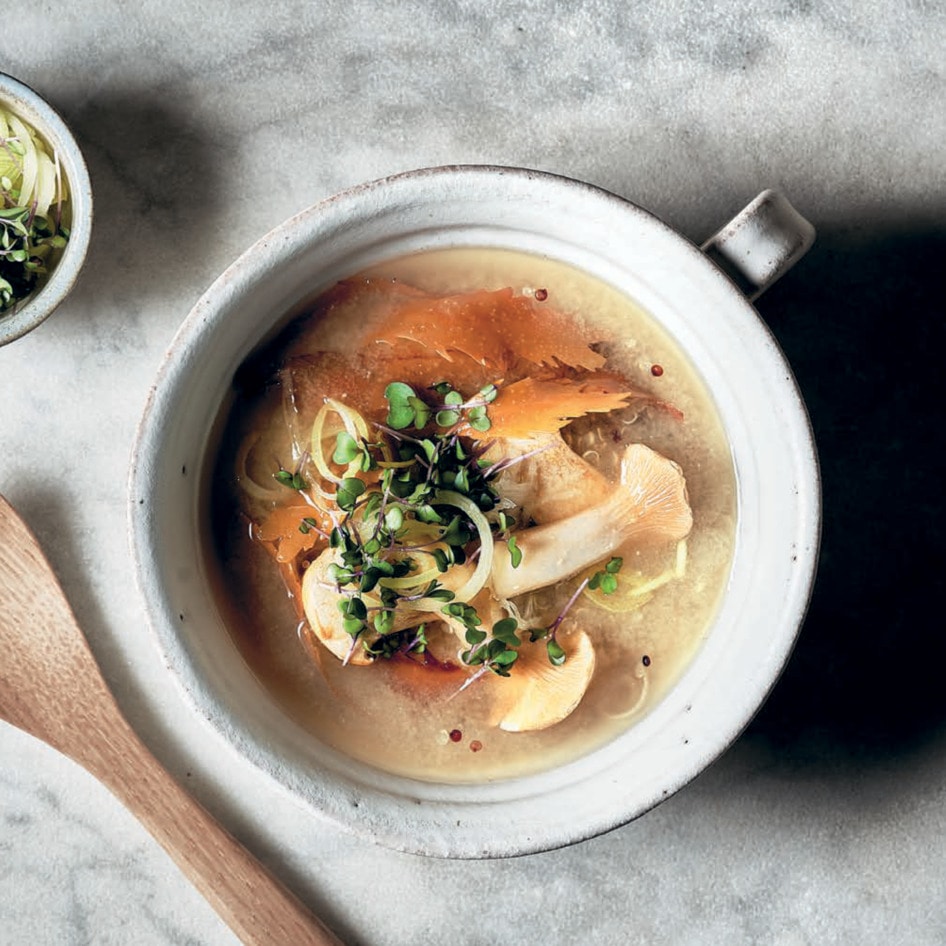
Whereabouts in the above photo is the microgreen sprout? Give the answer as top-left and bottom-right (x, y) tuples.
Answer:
(307, 379), (522, 666)
(332, 431), (378, 472)
(457, 614), (521, 675)
(530, 557), (624, 665)
(384, 380), (497, 433)
(588, 556), (623, 595)
(364, 625), (429, 660)
(274, 467), (307, 491)
(494, 510), (516, 535)
(298, 516), (321, 536)
(448, 614), (523, 698)
(335, 476), (367, 512)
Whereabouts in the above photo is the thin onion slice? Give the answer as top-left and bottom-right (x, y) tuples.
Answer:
(8, 115), (38, 211)
(378, 565), (442, 591)
(603, 663), (650, 720)
(234, 431), (285, 503)
(430, 489), (494, 603)
(33, 147), (56, 219)
(309, 398), (371, 486)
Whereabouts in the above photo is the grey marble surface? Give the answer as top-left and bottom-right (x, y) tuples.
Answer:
(1, 2), (945, 944)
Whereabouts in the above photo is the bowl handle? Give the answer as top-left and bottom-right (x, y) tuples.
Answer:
(700, 190), (816, 301)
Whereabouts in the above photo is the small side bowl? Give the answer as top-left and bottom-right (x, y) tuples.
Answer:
(0, 73), (93, 347)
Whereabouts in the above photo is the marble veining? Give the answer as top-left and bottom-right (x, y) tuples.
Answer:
(1, 1), (944, 943)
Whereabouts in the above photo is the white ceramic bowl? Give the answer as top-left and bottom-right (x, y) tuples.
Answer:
(129, 166), (820, 858)
(0, 73), (93, 347)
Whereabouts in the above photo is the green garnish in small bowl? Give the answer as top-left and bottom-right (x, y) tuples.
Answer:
(0, 104), (71, 313)
(0, 73), (92, 346)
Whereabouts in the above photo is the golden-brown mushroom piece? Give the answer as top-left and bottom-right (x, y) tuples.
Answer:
(301, 546), (476, 665)
(487, 433), (609, 524)
(494, 627), (596, 732)
(490, 442), (693, 599)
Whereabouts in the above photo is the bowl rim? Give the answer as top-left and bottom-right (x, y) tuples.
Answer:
(0, 72), (93, 346)
(129, 164), (821, 857)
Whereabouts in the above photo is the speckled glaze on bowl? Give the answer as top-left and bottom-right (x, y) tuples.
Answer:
(129, 166), (820, 858)
(0, 73), (93, 346)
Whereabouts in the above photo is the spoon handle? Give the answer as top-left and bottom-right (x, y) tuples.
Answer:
(0, 492), (341, 945)
(72, 695), (343, 946)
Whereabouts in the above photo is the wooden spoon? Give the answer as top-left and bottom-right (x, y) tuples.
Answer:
(0, 493), (342, 946)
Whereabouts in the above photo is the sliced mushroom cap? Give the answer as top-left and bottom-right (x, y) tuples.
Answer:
(301, 547), (476, 666)
(496, 628), (596, 732)
(617, 442), (693, 541)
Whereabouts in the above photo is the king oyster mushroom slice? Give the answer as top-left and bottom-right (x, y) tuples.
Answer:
(490, 442), (693, 600)
(487, 432), (610, 524)
(495, 627), (597, 732)
(301, 545), (475, 664)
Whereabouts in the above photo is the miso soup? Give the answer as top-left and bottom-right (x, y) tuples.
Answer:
(207, 247), (736, 782)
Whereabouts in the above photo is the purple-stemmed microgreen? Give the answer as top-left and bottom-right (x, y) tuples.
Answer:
(530, 557), (624, 665)
(302, 378), (517, 665)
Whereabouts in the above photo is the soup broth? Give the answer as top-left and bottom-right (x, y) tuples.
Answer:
(208, 247), (736, 782)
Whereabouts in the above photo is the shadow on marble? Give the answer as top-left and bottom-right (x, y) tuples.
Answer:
(745, 221), (946, 762)
(46, 83), (225, 311)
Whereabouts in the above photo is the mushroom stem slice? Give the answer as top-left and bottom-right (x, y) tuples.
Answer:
(491, 443), (692, 599)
